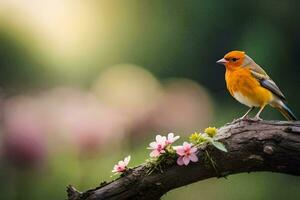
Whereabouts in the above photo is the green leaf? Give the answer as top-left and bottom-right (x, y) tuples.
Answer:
(212, 141), (228, 152)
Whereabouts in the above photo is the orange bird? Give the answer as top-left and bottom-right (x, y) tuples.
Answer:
(217, 50), (296, 121)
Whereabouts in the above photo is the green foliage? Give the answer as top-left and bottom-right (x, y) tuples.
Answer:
(189, 130), (228, 153)
(211, 141), (228, 152)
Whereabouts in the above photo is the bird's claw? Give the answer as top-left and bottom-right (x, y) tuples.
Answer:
(232, 116), (263, 124)
(232, 117), (248, 123)
(250, 116), (263, 121)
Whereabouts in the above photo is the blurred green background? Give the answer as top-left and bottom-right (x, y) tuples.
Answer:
(0, 1), (299, 200)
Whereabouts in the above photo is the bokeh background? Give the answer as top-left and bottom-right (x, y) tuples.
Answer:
(0, 1), (299, 200)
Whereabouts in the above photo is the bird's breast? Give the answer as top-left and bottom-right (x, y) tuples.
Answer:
(232, 91), (260, 107)
(225, 67), (272, 107)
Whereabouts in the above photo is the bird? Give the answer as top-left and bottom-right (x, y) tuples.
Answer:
(217, 50), (297, 121)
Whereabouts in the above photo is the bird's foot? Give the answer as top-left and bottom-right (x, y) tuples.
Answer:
(251, 116), (263, 121)
(232, 116), (264, 124)
(232, 116), (249, 123)
(232, 118), (242, 123)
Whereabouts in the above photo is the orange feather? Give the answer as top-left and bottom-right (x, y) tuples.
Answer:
(225, 66), (273, 107)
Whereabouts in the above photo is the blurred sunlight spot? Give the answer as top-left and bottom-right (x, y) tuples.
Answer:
(92, 64), (163, 117)
(0, 0), (102, 74)
(149, 79), (213, 134)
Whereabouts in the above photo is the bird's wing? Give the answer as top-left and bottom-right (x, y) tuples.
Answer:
(247, 63), (287, 101)
(247, 61), (269, 77)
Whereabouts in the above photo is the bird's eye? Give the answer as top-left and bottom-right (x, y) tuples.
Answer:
(232, 58), (239, 62)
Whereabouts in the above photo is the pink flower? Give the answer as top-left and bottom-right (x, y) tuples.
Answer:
(112, 156), (131, 173)
(176, 142), (198, 166)
(148, 135), (167, 157)
(166, 133), (180, 145)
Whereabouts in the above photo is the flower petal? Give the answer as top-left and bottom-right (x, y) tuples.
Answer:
(173, 135), (180, 142)
(118, 161), (125, 166)
(124, 156), (131, 165)
(183, 142), (191, 149)
(176, 147), (185, 156)
(148, 142), (157, 149)
(150, 150), (160, 157)
(112, 165), (118, 172)
(156, 135), (162, 142)
(160, 136), (167, 143)
(155, 135), (166, 143)
(168, 133), (174, 140)
(177, 157), (184, 166)
(183, 156), (190, 165)
(189, 153), (198, 162)
(190, 147), (198, 153)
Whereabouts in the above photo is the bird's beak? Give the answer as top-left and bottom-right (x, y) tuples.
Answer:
(216, 58), (228, 65)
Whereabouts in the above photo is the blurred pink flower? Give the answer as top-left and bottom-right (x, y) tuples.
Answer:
(2, 96), (47, 167)
(166, 133), (180, 145)
(42, 87), (127, 154)
(148, 135), (167, 157)
(112, 155), (131, 173)
(176, 142), (198, 166)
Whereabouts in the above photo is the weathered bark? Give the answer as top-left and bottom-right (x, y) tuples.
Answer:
(67, 120), (300, 200)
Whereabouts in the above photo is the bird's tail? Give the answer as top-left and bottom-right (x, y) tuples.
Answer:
(272, 100), (297, 121)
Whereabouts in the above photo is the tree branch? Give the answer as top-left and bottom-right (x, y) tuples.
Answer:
(66, 120), (300, 200)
